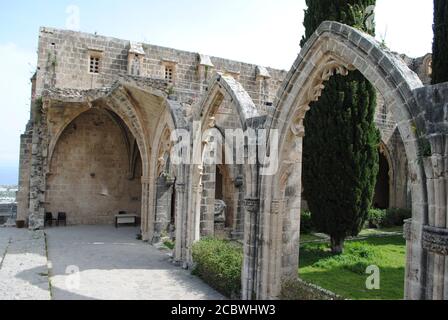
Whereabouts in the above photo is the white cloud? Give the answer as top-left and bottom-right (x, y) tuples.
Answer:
(0, 43), (36, 166)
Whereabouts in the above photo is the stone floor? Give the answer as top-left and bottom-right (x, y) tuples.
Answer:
(0, 225), (224, 300)
(45, 225), (225, 300)
(0, 228), (51, 300)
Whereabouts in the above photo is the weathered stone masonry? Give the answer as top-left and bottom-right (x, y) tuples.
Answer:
(17, 22), (448, 300)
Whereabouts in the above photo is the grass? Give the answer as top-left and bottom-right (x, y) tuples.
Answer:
(163, 240), (175, 250)
(299, 235), (406, 300)
(300, 233), (323, 242)
(359, 226), (404, 237)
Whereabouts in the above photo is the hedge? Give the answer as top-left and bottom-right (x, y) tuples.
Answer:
(192, 238), (243, 298)
(367, 208), (412, 228)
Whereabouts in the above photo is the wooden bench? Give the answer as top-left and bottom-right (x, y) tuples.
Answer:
(115, 214), (138, 228)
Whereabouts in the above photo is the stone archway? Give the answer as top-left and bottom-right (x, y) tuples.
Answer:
(26, 80), (190, 247)
(46, 108), (143, 225)
(186, 73), (264, 265)
(251, 21), (428, 300)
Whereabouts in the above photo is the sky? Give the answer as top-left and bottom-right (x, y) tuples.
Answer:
(0, 0), (434, 185)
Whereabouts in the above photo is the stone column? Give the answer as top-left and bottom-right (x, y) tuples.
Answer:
(232, 171), (245, 240)
(140, 177), (150, 241)
(200, 164), (215, 237)
(407, 83), (448, 300)
(421, 134), (448, 300)
(153, 176), (174, 243)
(174, 181), (186, 264)
(183, 162), (204, 267)
(140, 176), (154, 242)
(241, 197), (260, 300)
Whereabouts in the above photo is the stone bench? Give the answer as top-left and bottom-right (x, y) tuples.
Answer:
(115, 214), (138, 228)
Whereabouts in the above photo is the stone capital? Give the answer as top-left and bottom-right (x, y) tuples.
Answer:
(244, 198), (260, 213)
(422, 225), (448, 256)
(141, 177), (153, 185)
(175, 183), (186, 193)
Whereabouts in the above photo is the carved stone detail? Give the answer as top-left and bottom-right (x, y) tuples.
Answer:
(175, 183), (186, 193)
(244, 198), (260, 213)
(422, 225), (448, 256)
(290, 105), (310, 137)
(308, 57), (355, 103)
(207, 116), (216, 129)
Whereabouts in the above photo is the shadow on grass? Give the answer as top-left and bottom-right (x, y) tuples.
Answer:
(298, 235), (406, 300)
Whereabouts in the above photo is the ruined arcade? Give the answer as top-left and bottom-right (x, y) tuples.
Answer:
(15, 18), (448, 300)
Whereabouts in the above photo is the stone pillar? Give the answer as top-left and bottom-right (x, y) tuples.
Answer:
(153, 176), (174, 243)
(140, 176), (153, 241)
(200, 164), (216, 237)
(406, 83), (448, 300)
(421, 134), (448, 300)
(232, 171), (245, 240)
(241, 197), (260, 300)
(174, 181), (187, 264)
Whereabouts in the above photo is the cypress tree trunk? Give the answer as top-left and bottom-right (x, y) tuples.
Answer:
(432, 0), (448, 84)
(301, 0), (380, 254)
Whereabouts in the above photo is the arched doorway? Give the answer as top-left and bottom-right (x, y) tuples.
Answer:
(251, 21), (426, 300)
(46, 108), (143, 225)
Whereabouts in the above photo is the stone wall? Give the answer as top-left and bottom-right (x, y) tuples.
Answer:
(36, 27), (286, 110)
(16, 126), (32, 222)
(45, 108), (142, 225)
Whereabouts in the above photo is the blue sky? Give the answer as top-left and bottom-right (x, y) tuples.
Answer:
(0, 0), (434, 185)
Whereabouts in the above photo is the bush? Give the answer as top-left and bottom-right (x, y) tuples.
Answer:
(304, 242), (377, 275)
(301, 211), (314, 234)
(192, 238), (243, 298)
(367, 209), (387, 228)
(163, 240), (175, 250)
(367, 208), (412, 228)
(384, 208), (412, 227)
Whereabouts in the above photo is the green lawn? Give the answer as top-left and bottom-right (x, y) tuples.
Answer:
(299, 235), (406, 300)
(300, 233), (324, 242)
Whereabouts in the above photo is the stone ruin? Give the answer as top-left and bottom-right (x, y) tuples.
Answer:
(16, 22), (448, 300)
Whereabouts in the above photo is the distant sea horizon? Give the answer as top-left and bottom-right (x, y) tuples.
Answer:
(0, 166), (19, 186)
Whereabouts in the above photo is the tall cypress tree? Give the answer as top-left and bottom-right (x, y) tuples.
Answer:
(432, 0), (448, 84)
(301, 0), (380, 254)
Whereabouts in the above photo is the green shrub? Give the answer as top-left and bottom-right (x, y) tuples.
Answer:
(301, 211), (314, 234)
(367, 208), (411, 228)
(163, 240), (175, 250)
(384, 208), (412, 227)
(192, 238), (243, 298)
(305, 242), (377, 275)
(367, 209), (387, 228)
